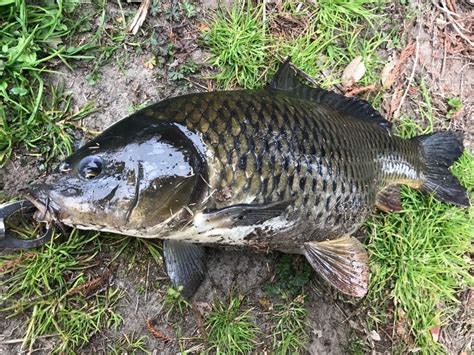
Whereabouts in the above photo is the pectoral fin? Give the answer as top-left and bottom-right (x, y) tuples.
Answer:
(303, 236), (368, 297)
(201, 200), (293, 228)
(163, 240), (206, 299)
(375, 185), (402, 212)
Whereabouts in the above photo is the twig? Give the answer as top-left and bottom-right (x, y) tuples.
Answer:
(68, 269), (111, 296)
(432, 0), (460, 17)
(144, 261), (150, 303)
(0, 334), (59, 345)
(146, 319), (172, 343)
(434, 0), (474, 47)
(394, 30), (420, 118)
(182, 77), (208, 91)
(445, 0), (458, 13)
(262, 0), (267, 35)
(191, 302), (207, 338)
(441, 30), (447, 78)
(0, 252), (35, 273)
(344, 84), (377, 97)
(128, 0), (151, 35)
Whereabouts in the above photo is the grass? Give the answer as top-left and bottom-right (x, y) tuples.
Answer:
(446, 96), (463, 118)
(163, 285), (190, 317)
(364, 100), (473, 352)
(0, 230), (123, 353)
(271, 294), (308, 354)
(82, 0), (135, 85)
(366, 175), (473, 351)
(0, 212), (164, 353)
(110, 333), (150, 354)
(277, 0), (391, 88)
(204, 1), (268, 89)
(205, 0), (392, 90)
(0, 0), (94, 165)
(260, 256), (310, 353)
(205, 295), (259, 354)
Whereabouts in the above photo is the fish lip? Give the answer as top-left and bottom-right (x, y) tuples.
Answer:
(23, 189), (59, 225)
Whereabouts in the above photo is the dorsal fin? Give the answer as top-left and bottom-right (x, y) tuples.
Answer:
(267, 58), (392, 130)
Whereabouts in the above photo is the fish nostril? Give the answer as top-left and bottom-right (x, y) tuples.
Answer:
(62, 187), (80, 196)
(58, 162), (72, 173)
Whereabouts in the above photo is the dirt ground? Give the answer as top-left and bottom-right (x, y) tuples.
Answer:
(0, 0), (472, 353)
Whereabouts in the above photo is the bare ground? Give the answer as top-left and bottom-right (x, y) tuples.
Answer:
(0, 0), (472, 354)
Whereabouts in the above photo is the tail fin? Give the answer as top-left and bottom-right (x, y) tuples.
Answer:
(413, 131), (469, 207)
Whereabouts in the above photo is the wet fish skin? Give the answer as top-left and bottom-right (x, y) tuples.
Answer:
(25, 60), (468, 297)
(140, 89), (423, 247)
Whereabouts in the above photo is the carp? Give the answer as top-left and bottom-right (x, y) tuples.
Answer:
(25, 60), (468, 297)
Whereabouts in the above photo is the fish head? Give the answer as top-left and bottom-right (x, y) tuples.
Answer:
(26, 118), (207, 235)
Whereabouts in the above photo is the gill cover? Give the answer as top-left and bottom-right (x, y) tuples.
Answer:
(33, 112), (208, 233)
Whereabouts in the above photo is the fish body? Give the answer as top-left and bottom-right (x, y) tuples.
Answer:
(132, 90), (420, 249)
(26, 61), (468, 298)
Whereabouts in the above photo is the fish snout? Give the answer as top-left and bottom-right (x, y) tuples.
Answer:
(23, 187), (60, 224)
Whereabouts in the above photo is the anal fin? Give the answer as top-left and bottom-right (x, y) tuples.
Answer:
(303, 237), (368, 297)
(375, 185), (402, 212)
(163, 240), (206, 299)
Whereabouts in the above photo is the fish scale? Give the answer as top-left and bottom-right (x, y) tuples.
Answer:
(148, 89), (423, 242)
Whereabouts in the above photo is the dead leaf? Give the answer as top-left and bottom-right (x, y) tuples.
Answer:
(193, 301), (211, 315)
(381, 56), (398, 88)
(370, 330), (381, 341)
(168, 59), (179, 69)
(342, 56), (366, 87)
(430, 326), (441, 342)
(344, 84), (377, 97)
(382, 43), (416, 91)
(258, 297), (273, 311)
(395, 320), (406, 337)
(146, 319), (172, 343)
(196, 22), (210, 32)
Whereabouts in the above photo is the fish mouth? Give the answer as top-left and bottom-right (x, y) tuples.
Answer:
(23, 190), (59, 226)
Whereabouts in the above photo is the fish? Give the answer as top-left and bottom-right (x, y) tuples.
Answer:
(25, 60), (469, 298)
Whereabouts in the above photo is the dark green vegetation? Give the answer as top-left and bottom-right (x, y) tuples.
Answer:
(205, 0), (393, 90)
(262, 254), (313, 298)
(0, 0), (472, 353)
(0, 0), (95, 164)
(205, 296), (259, 354)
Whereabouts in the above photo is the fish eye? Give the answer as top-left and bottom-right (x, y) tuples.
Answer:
(78, 156), (103, 180)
